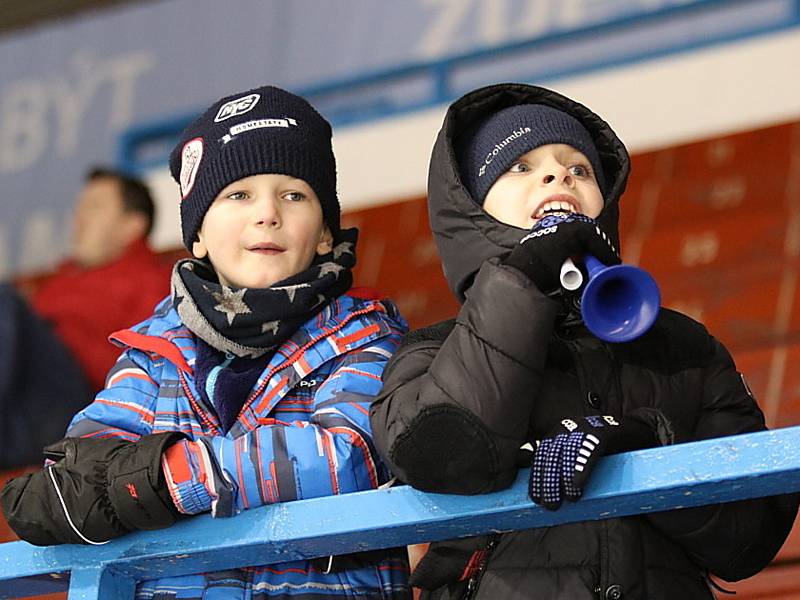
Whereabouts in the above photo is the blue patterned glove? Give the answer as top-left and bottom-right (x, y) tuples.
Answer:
(528, 414), (658, 510)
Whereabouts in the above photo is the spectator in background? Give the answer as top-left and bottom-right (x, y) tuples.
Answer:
(0, 168), (169, 469)
(31, 167), (171, 392)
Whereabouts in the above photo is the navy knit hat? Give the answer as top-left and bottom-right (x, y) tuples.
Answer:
(456, 103), (606, 205)
(170, 86), (339, 250)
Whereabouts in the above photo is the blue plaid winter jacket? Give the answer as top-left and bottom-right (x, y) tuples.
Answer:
(66, 291), (410, 599)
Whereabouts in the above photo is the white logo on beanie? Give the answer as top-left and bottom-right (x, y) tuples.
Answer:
(479, 126), (532, 176)
(179, 138), (204, 199)
(220, 117), (299, 143)
(214, 93), (260, 122)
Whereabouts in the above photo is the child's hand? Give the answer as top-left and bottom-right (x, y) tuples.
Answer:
(0, 432), (185, 546)
(527, 412), (659, 510)
(503, 213), (619, 294)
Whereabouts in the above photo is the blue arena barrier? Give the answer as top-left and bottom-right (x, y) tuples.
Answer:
(2, 426), (800, 599)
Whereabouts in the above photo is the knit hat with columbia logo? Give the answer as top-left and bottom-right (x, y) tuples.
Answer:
(456, 103), (606, 205)
(170, 85), (339, 250)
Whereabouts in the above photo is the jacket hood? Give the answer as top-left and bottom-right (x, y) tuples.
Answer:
(427, 83), (630, 302)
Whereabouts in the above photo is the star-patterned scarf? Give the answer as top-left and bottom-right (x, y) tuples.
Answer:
(171, 228), (358, 358)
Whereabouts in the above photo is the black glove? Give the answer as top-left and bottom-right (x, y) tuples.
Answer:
(0, 432), (186, 546)
(527, 412), (659, 510)
(503, 213), (620, 294)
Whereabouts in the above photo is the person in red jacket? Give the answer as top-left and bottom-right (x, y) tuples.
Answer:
(0, 167), (170, 469)
(31, 167), (171, 392)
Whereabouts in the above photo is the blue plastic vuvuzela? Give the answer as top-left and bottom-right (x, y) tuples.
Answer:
(580, 255), (661, 343)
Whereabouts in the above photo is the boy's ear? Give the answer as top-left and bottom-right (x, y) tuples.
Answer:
(191, 231), (208, 259)
(316, 225), (334, 256)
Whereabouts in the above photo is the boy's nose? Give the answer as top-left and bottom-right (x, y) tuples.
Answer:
(542, 166), (573, 187)
(254, 196), (281, 227)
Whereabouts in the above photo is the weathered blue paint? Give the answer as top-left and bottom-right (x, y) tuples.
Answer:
(1, 426), (800, 599)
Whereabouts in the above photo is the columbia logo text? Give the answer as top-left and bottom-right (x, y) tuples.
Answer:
(479, 126), (531, 176)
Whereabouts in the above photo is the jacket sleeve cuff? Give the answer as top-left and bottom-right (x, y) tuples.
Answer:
(162, 440), (213, 515)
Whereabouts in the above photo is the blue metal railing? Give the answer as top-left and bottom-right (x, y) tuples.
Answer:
(2, 426), (800, 599)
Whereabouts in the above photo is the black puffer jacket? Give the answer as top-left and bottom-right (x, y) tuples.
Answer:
(370, 83), (799, 600)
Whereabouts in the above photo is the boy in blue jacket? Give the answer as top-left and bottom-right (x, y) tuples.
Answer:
(2, 85), (410, 599)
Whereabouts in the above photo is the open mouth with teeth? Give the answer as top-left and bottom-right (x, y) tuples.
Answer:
(533, 199), (579, 220)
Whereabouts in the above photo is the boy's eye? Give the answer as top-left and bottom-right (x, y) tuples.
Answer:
(226, 191), (248, 201)
(569, 164), (591, 177)
(508, 162), (530, 173)
(283, 191), (306, 202)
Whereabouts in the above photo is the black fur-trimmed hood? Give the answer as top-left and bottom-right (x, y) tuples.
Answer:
(427, 83), (631, 302)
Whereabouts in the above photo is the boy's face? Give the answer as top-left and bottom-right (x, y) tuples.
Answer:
(192, 174), (333, 288)
(482, 143), (604, 229)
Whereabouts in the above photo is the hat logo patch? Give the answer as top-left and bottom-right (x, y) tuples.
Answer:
(214, 93), (260, 122)
(232, 117), (297, 135)
(179, 138), (204, 199)
(220, 117), (298, 144)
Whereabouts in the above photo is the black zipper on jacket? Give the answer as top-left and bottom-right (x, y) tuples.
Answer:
(462, 535), (500, 600)
(599, 518), (611, 598)
(560, 335), (615, 597)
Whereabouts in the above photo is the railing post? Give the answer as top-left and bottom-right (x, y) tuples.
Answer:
(67, 567), (135, 600)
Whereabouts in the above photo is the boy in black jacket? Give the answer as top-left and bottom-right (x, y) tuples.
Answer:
(369, 83), (798, 600)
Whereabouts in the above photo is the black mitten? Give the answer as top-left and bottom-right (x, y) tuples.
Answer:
(527, 412), (659, 510)
(0, 432), (186, 546)
(503, 213), (620, 294)
(409, 536), (495, 590)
